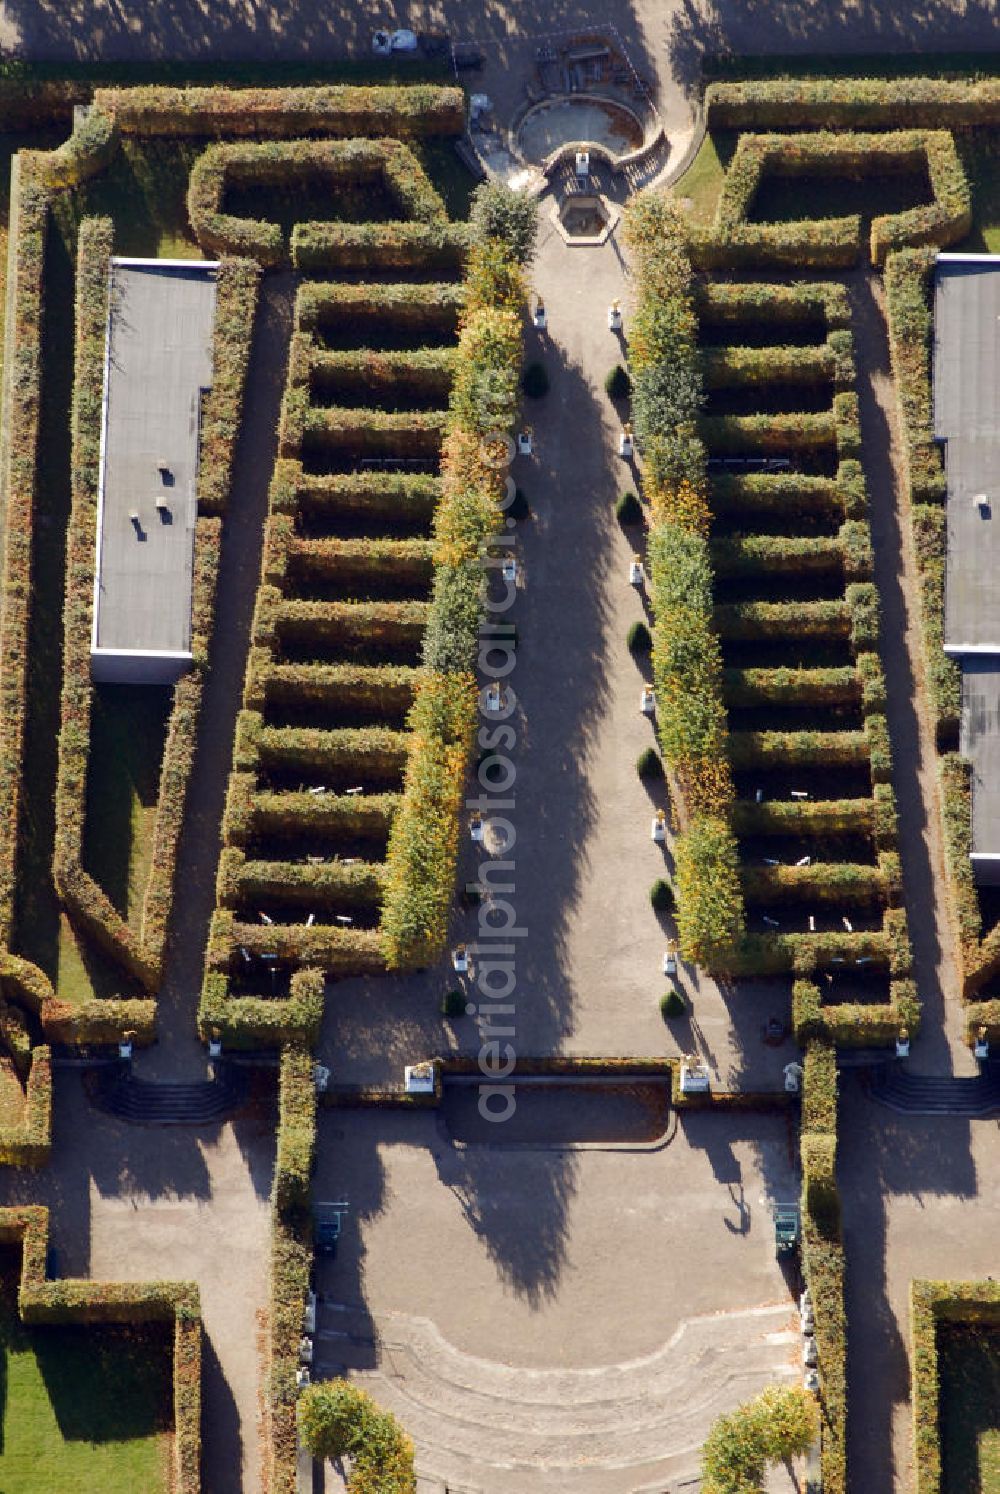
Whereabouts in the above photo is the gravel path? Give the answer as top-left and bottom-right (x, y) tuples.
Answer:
(847, 269), (971, 1076)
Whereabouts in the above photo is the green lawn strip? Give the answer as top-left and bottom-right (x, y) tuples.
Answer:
(0, 1258), (171, 1491)
(671, 129), (736, 223)
(748, 168), (933, 227)
(52, 134), (205, 259)
(939, 1323), (1000, 1493)
(956, 129), (1000, 251)
(82, 685), (172, 928)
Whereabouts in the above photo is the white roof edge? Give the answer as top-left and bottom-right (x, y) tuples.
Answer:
(971, 854), (1000, 863)
(90, 647), (193, 660)
(936, 253), (1000, 264)
(944, 645), (1000, 656)
(111, 256), (220, 270)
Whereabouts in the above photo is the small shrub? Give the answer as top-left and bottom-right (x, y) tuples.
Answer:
(441, 988), (467, 1017)
(628, 620), (651, 652)
(605, 363), (631, 400)
(661, 988), (685, 1018)
(637, 746), (663, 779)
(650, 878), (675, 913)
(616, 490), (642, 525)
(507, 486), (530, 521)
(521, 360), (549, 398)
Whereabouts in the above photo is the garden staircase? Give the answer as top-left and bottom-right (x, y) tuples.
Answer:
(88, 1062), (247, 1125)
(869, 1062), (1000, 1117)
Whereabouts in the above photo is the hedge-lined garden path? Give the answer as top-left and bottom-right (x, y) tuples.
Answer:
(0, 1072), (276, 1494)
(848, 270), (972, 1076)
(136, 273), (295, 1081)
(319, 187), (792, 1092)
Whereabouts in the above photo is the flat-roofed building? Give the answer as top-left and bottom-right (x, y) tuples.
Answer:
(935, 253), (1000, 883)
(91, 257), (218, 685)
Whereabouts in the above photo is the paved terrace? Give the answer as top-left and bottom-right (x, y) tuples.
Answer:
(93, 259), (216, 683)
(312, 1103), (801, 1493)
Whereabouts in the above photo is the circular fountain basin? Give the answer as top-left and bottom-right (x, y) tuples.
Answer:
(517, 95), (644, 166)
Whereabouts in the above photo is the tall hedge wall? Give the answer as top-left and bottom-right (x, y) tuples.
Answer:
(625, 192), (746, 969)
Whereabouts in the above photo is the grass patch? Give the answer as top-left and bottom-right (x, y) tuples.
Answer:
(957, 129), (1000, 252)
(748, 168), (932, 225)
(0, 1254), (171, 1492)
(672, 130), (737, 223)
(413, 140), (478, 222)
(52, 135), (204, 258)
(83, 685), (173, 927)
(939, 1322), (1000, 1493)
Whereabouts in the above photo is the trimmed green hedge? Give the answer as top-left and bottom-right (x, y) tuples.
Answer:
(268, 1043), (317, 1494)
(0, 155), (51, 949)
(197, 257), (261, 517)
(800, 1038), (846, 1493)
(295, 278), (463, 338)
(292, 217), (468, 273)
(705, 76), (1000, 131)
(714, 129), (970, 267)
(200, 967), (324, 1048)
(189, 137), (449, 266)
(99, 82), (466, 137)
(687, 217), (859, 271)
(694, 277), (852, 330)
(675, 815), (746, 970)
(728, 728), (868, 766)
(723, 667), (859, 708)
(380, 674), (477, 969)
(911, 1279), (1000, 1494)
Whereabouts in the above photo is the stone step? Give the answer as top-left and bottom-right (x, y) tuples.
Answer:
(87, 1065), (248, 1126)
(869, 1064), (1000, 1117)
(314, 1303), (798, 1491)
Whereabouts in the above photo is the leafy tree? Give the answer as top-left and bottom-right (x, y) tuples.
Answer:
(701, 1384), (817, 1494)
(299, 1380), (416, 1493)
(469, 181), (538, 264)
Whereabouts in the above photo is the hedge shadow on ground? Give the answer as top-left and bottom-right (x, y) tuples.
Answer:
(678, 1106), (799, 1237)
(846, 269), (957, 1069)
(0, 0), (656, 80)
(316, 1105), (575, 1318)
(665, 0), (1000, 95)
(0, 1072), (274, 1490)
(839, 1079), (977, 1491)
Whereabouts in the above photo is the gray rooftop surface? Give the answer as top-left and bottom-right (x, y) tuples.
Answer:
(961, 660), (1000, 871)
(936, 257), (1000, 867)
(934, 259), (1000, 650)
(94, 260), (217, 659)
